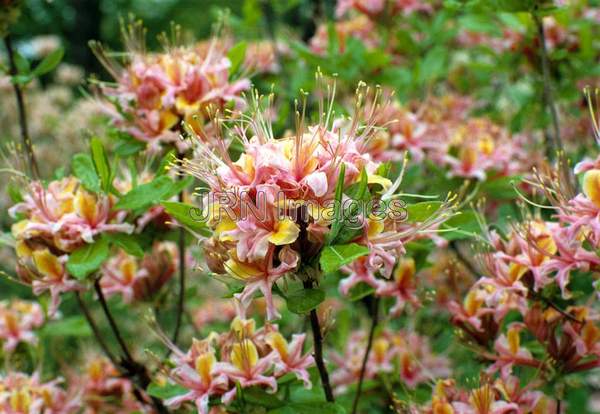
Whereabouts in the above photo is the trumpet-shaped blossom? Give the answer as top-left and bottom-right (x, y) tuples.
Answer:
(0, 300), (44, 353)
(100, 241), (178, 303)
(93, 28), (250, 151)
(155, 309), (314, 412)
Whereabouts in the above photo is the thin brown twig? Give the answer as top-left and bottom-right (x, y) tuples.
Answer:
(351, 297), (380, 414)
(171, 152), (187, 347)
(3, 35), (40, 179)
(94, 278), (134, 362)
(303, 279), (335, 402)
(93, 279), (169, 413)
(533, 12), (563, 158)
(74, 291), (119, 367)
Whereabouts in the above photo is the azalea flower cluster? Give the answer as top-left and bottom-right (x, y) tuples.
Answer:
(0, 299), (44, 353)
(372, 95), (537, 180)
(0, 372), (79, 414)
(94, 26), (250, 151)
(9, 177), (133, 313)
(78, 356), (153, 413)
(310, 0), (432, 56)
(415, 376), (554, 413)
(330, 327), (450, 394)
(100, 241), (179, 304)
(187, 86), (419, 320)
(157, 310), (314, 413)
(446, 160), (600, 395)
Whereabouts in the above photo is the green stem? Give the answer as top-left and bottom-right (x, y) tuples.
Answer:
(3, 35), (40, 179)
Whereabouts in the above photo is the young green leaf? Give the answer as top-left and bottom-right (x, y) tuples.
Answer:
(286, 288), (326, 314)
(105, 233), (144, 257)
(32, 47), (64, 77)
(325, 163), (346, 245)
(320, 243), (369, 275)
(161, 200), (211, 236)
(227, 41), (247, 75)
(115, 176), (174, 210)
(66, 237), (110, 279)
(406, 201), (443, 223)
(146, 382), (188, 400)
(72, 153), (100, 193)
(90, 137), (112, 193)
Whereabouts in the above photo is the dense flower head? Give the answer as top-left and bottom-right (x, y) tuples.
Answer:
(93, 24), (250, 151)
(0, 371), (79, 414)
(79, 356), (152, 413)
(335, 0), (433, 19)
(0, 299), (44, 353)
(331, 328), (449, 394)
(416, 376), (554, 413)
(100, 241), (178, 303)
(373, 94), (538, 180)
(184, 84), (397, 318)
(156, 309), (314, 413)
(9, 176), (133, 313)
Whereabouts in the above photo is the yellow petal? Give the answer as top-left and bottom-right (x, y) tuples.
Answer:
(231, 339), (259, 371)
(367, 217), (385, 239)
(195, 352), (216, 384)
(175, 96), (200, 114)
(367, 174), (393, 191)
(231, 316), (256, 338)
(74, 190), (97, 223)
(15, 240), (32, 258)
(32, 249), (63, 279)
(11, 220), (29, 238)
(507, 327), (520, 355)
(160, 110), (180, 131)
(215, 218), (237, 241)
(225, 258), (264, 281)
(266, 332), (289, 360)
(583, 169), (600, 208)
(268, 218), (300, 246)
(394, 258), (415, 284)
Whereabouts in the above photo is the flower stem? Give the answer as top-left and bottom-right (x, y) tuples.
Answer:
(93, 279), (169, 413)
(533, 12), (563, 158)
(171, 152), (187, 347)
(3, 35), (40, 179)
(303, 279), (335, 402)
(74, 291), (119, 367)
(94, 279), (135, 362)
(351, 296), (379, 414)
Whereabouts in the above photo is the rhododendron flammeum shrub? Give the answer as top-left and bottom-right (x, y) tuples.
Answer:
(4, 0), (600, 412)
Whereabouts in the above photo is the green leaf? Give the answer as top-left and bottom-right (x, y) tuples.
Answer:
(320, 243), (369, 275)
(243, 387), (284, 408)
(115, 176), (174, 210)
(286, 288), (326, 314)
(161, 201), (211, 236)
(90, 137), (112, 193)
(32, 47), (64, 76)
(348, 282), (375, 301)
(146, 382), (188, 400)
(480, 175), (521, 200)
(227, 41), (247, 75)
(13, 51), (30, 74)
(105, 233), (144, 257)
(269, 402), (346, 414)
(113, 132), (146, 157)
(442, 210), (480, 240)
(325, 163), (346, 245)
(41, 316), (91, 337)
(419, 46), (447, 84)
(72, 153), (100, 192)
(406, 201), (443, 223)
(66, 237), (110, 279)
